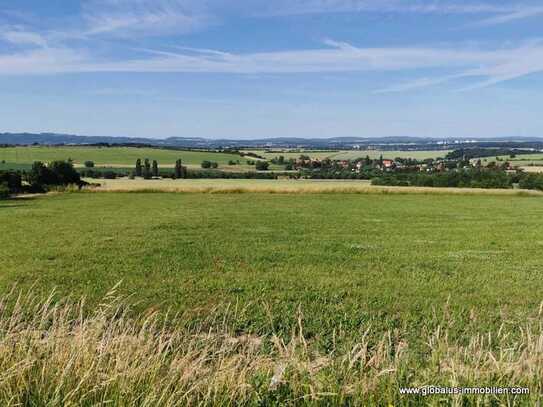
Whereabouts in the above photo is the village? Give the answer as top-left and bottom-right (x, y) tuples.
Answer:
(285, 153), (516, 175)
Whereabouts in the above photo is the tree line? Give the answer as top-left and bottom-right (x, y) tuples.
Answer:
(133, 159), (187, 179)
(372, 168), (543, 191)
(1, 160), (86, 198)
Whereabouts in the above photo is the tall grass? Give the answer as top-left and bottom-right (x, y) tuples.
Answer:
(84, 178), (543, 197)
(0, 288), (541, 405)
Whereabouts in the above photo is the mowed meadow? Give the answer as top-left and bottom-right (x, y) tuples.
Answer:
(2, 191), (543, 404)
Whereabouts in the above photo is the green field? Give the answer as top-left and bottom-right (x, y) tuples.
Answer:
(2, 192), (542, 338)
(0, 146), (243, 167)
(2, 191), (543, 404)
(509, 154), (543, 167)
(476, 152), (543, 166)
(247, 149), (452, 161)
(0, 161), (32, 171)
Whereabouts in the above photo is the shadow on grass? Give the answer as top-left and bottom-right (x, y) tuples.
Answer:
(0, 195), (40, 208)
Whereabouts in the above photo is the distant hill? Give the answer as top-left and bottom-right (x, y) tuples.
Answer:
(1, 132), (543, 150)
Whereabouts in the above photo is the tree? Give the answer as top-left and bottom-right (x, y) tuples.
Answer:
(49, 161), (83, 185)
(0, 183), (9, 199)
(174, 159), (185, 179)
(174, 160), (180, 178)
(255, 161), (269, 171)
(84, 161), (95, 168)
(152, 160), (159, 177)
(143, 159), (151, 179)
(0, 170), (22, 197)
(27, 160), (84, 190)
(202, 160), (219, 169)
(28, 161), (56, 186)
(135, 159), (142, 177)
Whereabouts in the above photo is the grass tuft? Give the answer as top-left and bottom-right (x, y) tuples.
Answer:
(0, 289), (541, 405)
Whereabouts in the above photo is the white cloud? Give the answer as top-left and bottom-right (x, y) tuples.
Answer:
(1, 29), (47, 47)
(78, 0), (543, 37)
(82, 0), (211, 37)
(473, 6), (543, 26)
(252, 0), (521, 17)
(373, 74), (469, 94)
(376, 40), (543, 92)
(1, 39), (543, 94)
(1, 1), (543, 92)
(0, 47), (87, 75)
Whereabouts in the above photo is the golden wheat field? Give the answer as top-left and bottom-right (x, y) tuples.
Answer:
(86, 177), (543, 196)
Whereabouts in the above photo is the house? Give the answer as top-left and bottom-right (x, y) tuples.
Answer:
(382, 159), (394, 169)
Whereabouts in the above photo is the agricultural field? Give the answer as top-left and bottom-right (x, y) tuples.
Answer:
(504, 154), (543, 171)
(1, 191), (543, 404)
(0, 161), (32, 171)
(475, 152), (543, 173)
(0, 146), (244, 168)
(86, 177), (543, 196)
(246, 149), (452, 161)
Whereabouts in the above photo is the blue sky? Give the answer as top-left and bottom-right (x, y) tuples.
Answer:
(0, 0), (542, 139)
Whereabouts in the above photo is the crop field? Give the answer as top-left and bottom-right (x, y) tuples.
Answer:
(510, 154), (543, 169)
(2, 191), (543, 404)
(246, 149), (452, 161)
(475, 153), (543, 173)
(87, 177), (543, 196)
(478, 153), (543, 166)
(0, 146), (243, 168)
(522, 166), (543, 173)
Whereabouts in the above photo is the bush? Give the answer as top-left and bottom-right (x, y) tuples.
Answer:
(84, 161), (95, 168)
(27, 161), (86, 189)
(201, 161), (218, 169)
(102, 171), (117, 180)
(0, 170), (22, 192)
(370, 169), (518, 189)
(255, 161), (270, 171)
(0, 183), (9, 199)
(519, 174), (543, 191)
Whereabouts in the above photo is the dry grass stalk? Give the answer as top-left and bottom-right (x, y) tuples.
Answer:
(0, 289), (542, 405)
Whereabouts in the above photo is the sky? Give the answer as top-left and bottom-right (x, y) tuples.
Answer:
(0, 0), (542, 140)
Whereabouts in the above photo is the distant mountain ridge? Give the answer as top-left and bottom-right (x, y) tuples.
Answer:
(1, 132), (543, 150)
